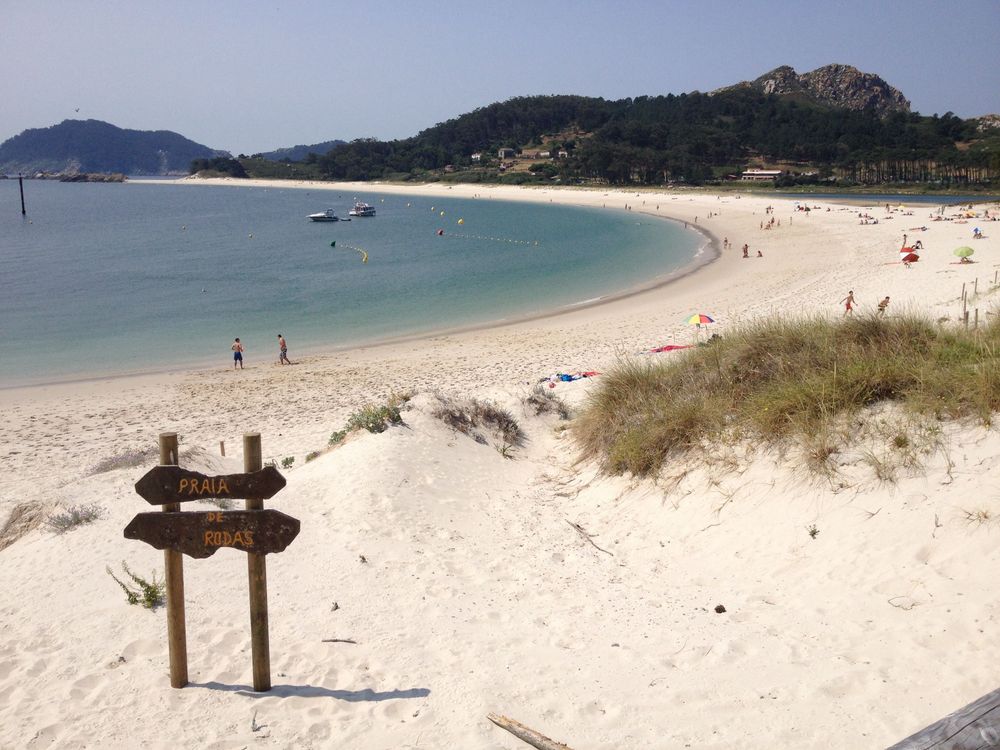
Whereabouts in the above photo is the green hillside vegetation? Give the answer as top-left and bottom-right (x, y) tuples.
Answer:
(234, 91), (999, 189)
(575, 314), (1000, 478)
(189, 157), (247, 178)
(254, 140), (346, 162)
(0, 119), (219, 175)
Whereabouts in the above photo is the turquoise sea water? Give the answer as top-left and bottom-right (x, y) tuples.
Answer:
(0, 181), (702, 387)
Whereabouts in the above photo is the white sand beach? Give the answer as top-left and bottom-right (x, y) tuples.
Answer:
(1, 181), (998, 748)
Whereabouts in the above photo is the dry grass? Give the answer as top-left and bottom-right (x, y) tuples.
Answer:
(431, 393), (525, 454)
(576, 313), (1000, 477)
(0, 502), (50, 551)
(46, 503), (106, 534)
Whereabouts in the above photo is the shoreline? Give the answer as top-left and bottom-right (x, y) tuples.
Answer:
(2, 180), (720, 394)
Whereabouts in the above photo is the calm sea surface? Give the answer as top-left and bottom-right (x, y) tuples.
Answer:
(0, 180), (703, 387)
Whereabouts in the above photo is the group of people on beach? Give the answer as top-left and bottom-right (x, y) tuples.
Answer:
(231, 335), (292, 369)
(841, 291), (891, 317)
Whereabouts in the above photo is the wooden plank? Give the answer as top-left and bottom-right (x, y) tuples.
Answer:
(124, 509), (300, 558)
(134, 465), (285, 505)
(887, 686), (1000, 749)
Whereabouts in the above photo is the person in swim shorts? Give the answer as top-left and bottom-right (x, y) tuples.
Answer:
(278, 334), (290, 365)
(841, 290), (856, 316)
(232, 337), (244, 369)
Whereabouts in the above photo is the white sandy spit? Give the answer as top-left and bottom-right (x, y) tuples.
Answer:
(1, 182), (998, 749)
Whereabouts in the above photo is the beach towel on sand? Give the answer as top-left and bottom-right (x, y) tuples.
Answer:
(644, 344), (693, 354)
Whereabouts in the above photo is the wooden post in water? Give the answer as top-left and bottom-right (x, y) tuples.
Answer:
(159, 432), (188, 688)
(244, 432), (271, 691)
(18, 174), (26, 216)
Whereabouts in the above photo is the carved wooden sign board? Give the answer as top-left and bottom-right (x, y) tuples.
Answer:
(124, 509), (300, 558)
(134, 465), (286, 505)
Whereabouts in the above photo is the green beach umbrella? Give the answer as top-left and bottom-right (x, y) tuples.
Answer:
(953, 246), (975, 259)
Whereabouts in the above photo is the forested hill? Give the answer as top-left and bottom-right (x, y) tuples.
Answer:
(275, 63), (998, 188)
(0, 120), (222, 175)
(256, 140), (345, 162)
(292, 88), (999, 187)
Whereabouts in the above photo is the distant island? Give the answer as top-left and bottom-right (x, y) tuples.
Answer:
(0, 119), (224, 176)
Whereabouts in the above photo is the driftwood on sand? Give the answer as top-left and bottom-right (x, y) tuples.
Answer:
(487, 713), (574, 750)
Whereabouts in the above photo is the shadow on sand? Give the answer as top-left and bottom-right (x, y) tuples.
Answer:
(189, 682), (430, 702)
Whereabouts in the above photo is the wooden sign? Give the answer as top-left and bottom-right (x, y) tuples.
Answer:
(134, 465), (286, 506)
(124, 509), (300, 558)
(127, 432), (295, 692)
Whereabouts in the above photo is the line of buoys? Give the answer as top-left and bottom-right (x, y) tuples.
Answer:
(331, 241), (368, 263)
(436, 231), (538, 246)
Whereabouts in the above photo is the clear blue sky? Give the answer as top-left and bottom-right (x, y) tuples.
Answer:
(3, 0), (998, 155)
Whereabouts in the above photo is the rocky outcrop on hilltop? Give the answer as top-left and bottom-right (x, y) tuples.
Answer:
(975, 114), (1000, 133)
(718, 64), (911, 116)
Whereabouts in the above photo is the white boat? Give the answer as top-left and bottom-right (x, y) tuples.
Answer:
(308, 209), (339, 222)
(348, 201), (376, 217)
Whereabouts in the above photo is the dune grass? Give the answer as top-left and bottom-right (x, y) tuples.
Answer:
(575, 313), (1000, 477)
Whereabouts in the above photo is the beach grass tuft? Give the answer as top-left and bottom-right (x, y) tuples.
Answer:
(90, 447), (157, 475)
(432, 394), (525, 452)
(46, 503), (106, 534)
(523, 384), (572, 419)
(575, 313), (1000, 477)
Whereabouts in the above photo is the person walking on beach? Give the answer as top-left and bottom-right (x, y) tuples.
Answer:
(278, 334), (291, 365)
(841, 290), (856, 316)
(877, 296), (890, 317)
(232, 337), (244, 369)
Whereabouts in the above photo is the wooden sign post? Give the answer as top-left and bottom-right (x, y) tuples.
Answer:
(160, 433), (187, 688)
(126, 432), (299, 691)
(244, 432), (271, 692)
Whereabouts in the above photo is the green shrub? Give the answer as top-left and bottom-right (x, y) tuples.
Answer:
(305, 451), (320, 462)
(281, 456), (295, 469)
(107, 562), (166, 609)
(345, 392), (412, 434)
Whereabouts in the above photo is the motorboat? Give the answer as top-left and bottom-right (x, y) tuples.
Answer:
(348, 201), (376, 217)
(308, 209), (339, 222)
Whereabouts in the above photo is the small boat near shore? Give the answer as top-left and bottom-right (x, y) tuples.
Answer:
(308, 209), (340, 222)
(349, 201), (376, 217)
